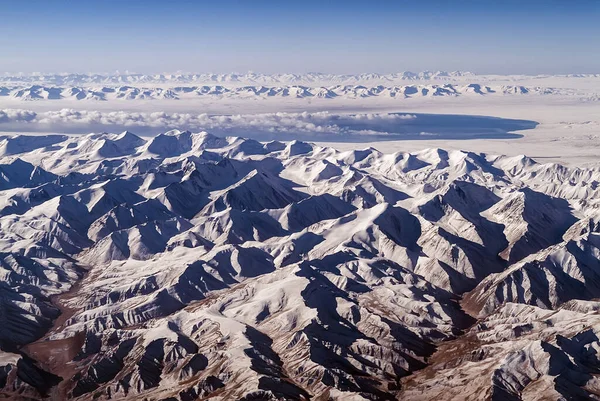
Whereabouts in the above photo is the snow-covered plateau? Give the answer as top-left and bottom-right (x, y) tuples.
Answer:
(0, 129), (600, 400)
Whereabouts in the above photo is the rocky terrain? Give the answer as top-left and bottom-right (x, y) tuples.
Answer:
(0, 131), (599, 400)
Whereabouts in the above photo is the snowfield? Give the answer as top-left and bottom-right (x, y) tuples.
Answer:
(0, 129), (600, 400)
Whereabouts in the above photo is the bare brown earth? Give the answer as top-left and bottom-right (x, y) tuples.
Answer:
(21, 267), (91, 401)
(400, 296), (482, 396)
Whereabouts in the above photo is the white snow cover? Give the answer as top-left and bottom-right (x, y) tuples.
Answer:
(0, 130), (599, 400)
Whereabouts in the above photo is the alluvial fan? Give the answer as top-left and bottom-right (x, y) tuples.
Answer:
(0, 130), (599, 400)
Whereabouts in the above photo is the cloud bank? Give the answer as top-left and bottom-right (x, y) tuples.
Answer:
(0, 108), (534, 142)
(0, 109), (418, 139)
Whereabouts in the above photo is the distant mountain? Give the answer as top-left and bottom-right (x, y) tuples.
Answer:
(3, 71), (600, 89)
(0, 131), (600, 400)
(0, 71), (476, 86)
(0, 83), (576, 101)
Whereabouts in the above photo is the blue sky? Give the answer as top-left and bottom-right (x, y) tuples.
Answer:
(1, 0), (598, 74)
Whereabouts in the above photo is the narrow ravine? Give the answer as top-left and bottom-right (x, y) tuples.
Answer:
(20, 265), (92, 400)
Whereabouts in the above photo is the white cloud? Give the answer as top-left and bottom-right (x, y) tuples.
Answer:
(0, 109), (37, 123)
(0, 108), (418, 139)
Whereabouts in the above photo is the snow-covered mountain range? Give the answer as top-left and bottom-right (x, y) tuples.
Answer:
(0, 71), (477, 86)
(1, 131), (600, 400)
(3, 71), (600, 87)
(0, 83), (578, 101)
(1, 71), (597, 102)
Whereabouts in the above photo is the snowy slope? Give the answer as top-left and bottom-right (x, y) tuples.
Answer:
(0, 131), (600, 400)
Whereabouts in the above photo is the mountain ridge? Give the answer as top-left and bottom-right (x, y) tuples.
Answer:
(0, 83), (582, 101)
(0, 131), (599, 400)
